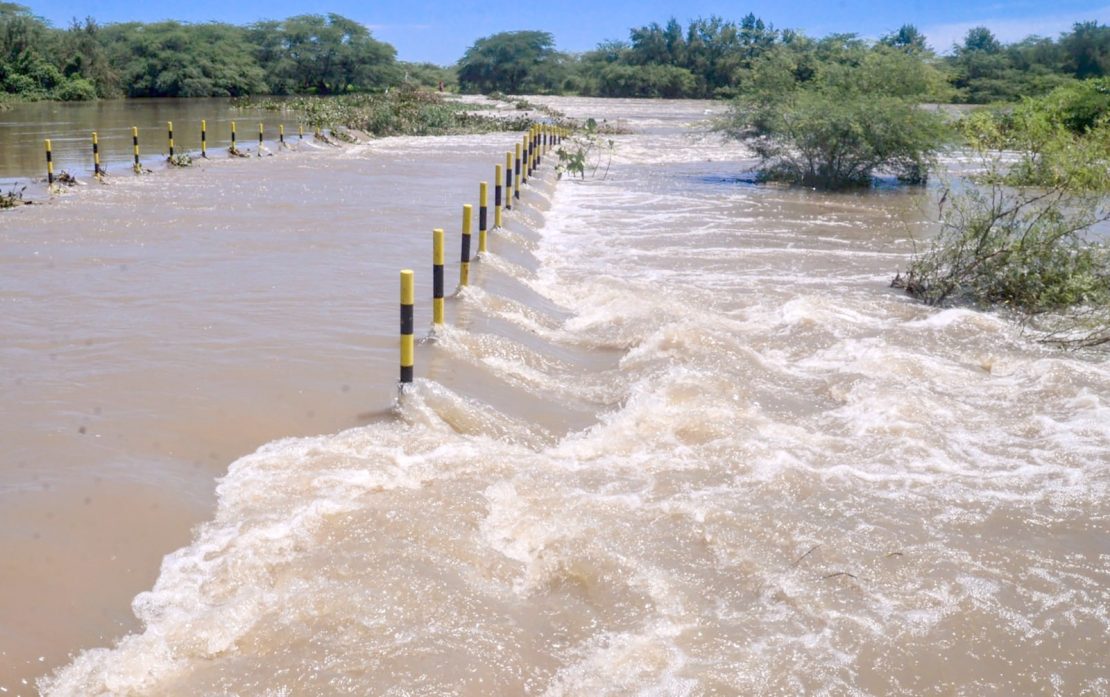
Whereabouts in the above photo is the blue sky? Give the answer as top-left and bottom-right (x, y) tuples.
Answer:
(25, 0), (1110, 65)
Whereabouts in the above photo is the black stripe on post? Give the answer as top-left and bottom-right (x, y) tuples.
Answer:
(433, 264), (444, 302)
(400, 303), (414, 336)
(506, 166), (513, 206)
(461, 229), (471, 262)
(495, 183), (502, 207)
(479, 206), (487, 233)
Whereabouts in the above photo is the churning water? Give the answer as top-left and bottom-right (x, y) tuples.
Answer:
(1, 98), (1107, 695)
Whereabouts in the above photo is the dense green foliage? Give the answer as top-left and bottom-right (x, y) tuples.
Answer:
(717, 42), (951, 188)
(0, 4), (399, 100)
(897, 92), (1110, 348)
(239, 88), (534, 137)
(456, 31), (566, 94)
(5, 2), (1110, 106)
(458, 17), (1110, 104)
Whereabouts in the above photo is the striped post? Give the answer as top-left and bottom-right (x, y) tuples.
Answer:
(167, 121), (174, 158)
(505, 152), (514, 209)
(494, 164), (503, 228)
(514, 143), (522, 197)
(529, 127), (536, 173)
(258, 122), (264, 150)
(230, 121), (237, 151)
(299, 124), (304, 140)
(201, 119), (207, 158)
(92, 132), (102, 177)
(279, 124), (285, 145)
(44, 139), (54, 186)
(400, 270), (415, 384)
(521, 134), (529, 184)
(459, 204), (472, 287)
(132, 126), (140, 172)
(478, 182), (488, 254)
(433, 229), (445, 325)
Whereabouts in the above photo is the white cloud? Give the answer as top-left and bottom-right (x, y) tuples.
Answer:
(923, 5), (1110, 53)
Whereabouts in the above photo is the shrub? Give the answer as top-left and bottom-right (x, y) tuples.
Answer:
(718, 46), (951, 189)
(896, 113), (1110, 349)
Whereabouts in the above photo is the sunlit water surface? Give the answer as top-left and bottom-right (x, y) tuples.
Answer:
(0, 97), (1106, 696)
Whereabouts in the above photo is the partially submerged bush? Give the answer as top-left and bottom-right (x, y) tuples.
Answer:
(236, 89), (536, 137)
(896, 110), (1110, 349)
(718, 46), (951, 189)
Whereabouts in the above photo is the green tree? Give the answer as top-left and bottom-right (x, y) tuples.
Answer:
(880, 24), (928, 53)
(719, 43), (950, 188)
(1061, 21), (1110, 78)
(100, 21), (267, 97)
(896, 107), (1110, 348)
(249, 14), (397, 94)
(457, 30), (564, 94)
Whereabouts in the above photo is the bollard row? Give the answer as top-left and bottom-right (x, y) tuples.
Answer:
(399, 124), (567, 385)
(42, 119), (313, 183)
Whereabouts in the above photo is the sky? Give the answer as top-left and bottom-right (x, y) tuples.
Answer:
(23, 0), (1110, 65)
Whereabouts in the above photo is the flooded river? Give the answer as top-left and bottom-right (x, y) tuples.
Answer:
(1, 97), (1107, 695)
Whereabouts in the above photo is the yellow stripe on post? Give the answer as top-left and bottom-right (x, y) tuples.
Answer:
(400, 269), (415, 384)
(201, 119), (207, 158)
(459, 204), (473, 287)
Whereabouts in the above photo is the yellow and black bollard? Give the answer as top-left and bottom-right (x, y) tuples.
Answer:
(201, 119), (208, 158)
(459, 204), (473, 287)
(258, 122), (264, 151)
(433, 229), (445, 326)
(505, 151), (513, 209)
(92, 132), (102, 177)
(478, 182), (488, 254)
(230, 120), (237, 151)
(279, 124), (285, 146)
(514, 143), (522, 197)
(167, 121), (174, 158)
(494, 164), (503, 228)
(299, 124), (304, 140)
(132, 126), (141, 172)
(400, 269), (415, 384)
(44, 139), (54, 186)
(521, 133), (529, 184)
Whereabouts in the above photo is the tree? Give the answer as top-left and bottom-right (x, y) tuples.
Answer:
(457, 31), (563, 94)
(1061, 21), (1110, 79)
(249, 14), (397, 94)
(881, 24), (928, 53)
(718, 43), (950, 189)
(100, 21), (267, 97)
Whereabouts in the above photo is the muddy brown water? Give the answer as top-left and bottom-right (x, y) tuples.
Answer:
(0, 97), (1106, 695)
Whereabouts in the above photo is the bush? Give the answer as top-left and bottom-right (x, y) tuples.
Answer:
(53, 77), (98, 101)
(896, 112), (1110, 349)
(718, 45), (951, 189)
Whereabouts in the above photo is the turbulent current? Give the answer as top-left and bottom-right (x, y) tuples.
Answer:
(2, 98), (1106, 695)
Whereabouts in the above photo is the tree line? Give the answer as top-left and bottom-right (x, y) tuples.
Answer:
(458, 18), (1110, 103)
(3, 1), (1109, 105)
(0, 3), (452, 101)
